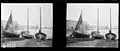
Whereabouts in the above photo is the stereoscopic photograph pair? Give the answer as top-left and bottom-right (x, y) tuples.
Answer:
(1, 3), (118, 48)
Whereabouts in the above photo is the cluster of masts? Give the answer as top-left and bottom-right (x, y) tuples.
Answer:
(26, 7), (42, 34)
(96, 8), (112, 34)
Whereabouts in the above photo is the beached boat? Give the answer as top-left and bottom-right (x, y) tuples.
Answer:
(91, 8), (104, 39)
(67, 10), (91, 43)
(2, 11), (20, 38)
(67, 10), (90, 38)
(105, 7), (117, 40)
(35, 7), (47, 41)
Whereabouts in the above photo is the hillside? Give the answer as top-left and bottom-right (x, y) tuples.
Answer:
(1, 20), (20, 30)
(66, 20), (77, 31)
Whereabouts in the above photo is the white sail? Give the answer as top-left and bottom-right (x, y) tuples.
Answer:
(4, 11), (14, 33)
(74, 10), (84, 33)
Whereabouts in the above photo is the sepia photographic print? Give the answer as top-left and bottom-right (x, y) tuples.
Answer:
(66, 3), (118, 48)
(1, 3), (53, 48)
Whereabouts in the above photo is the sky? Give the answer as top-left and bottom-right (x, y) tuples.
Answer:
(67, 3), (119, 27)
(1, 3), (53, 27)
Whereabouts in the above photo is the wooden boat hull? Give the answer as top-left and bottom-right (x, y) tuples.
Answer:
(71, 31), (90, 38)
(67, 38), (94, 44)
(22, 34), (33, 39)
(35, 32), (47, 40)
(92, 35), (104, 39)
(91, 31), (104, 39)
(67, 31), (92, 44)
(105, 33), (116, 40)
(2, 31), (20, 38)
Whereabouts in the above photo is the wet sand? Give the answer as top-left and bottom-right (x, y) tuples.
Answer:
(66, 39), (118, 48)
(1, 39), (52, 47)
(66, 29), (118, 47)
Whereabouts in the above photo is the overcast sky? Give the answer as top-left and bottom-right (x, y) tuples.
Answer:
(1, 3), (53, 27)
(67, 3), (119, 27)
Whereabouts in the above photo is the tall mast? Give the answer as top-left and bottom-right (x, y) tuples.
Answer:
(11, 10), (14, 33)
(27, 8), (29, 33)
(109, 7), (112, 32)
(81, 9), (84, 33)
(10, 10), (13, 31)
(39, 7), (42, 32)
(97, 8), (99, 33)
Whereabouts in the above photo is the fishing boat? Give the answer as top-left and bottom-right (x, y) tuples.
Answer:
(2, 11), (20, 38)
(105, 7), (116, 40)
(20, 8), (34, 39)
(35, 7), (47, 41)
(91, 8), (104, 39)
(67, 9), (91, 43)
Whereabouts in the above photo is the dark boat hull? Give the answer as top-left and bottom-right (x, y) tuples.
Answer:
(2, 31), (20, 38)
(91, 31), (104, 39)
(22, 34), (33, 39)
(67, 31), (92, 44)
(67, 37), (94, 44)
(105, 33), (116, 40)
(92, 35), (104, 39)
(70, 31), (90, 38)
(35, 32), (47, 40)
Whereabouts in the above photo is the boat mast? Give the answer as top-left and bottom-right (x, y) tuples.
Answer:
(39, 7), (42, 32)
(109, 7), (112, 33)
(97, 8), (99, 33)
(27, 8), (29, 33)
(11, 10), (14, 33)
(81, 9), (84, 33)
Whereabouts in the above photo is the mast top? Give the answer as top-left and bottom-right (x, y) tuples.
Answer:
(10, 10), (12, 15)
(11, 10), (12, 13)
(81, 9), (83, 15)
